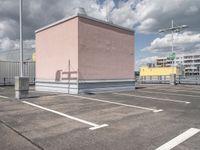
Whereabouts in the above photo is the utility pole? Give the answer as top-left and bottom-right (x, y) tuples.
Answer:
(159, 20), (188, 66)
(159, 20), (188, 85)
(171, 20), (174, 53)
(19, 0), (23, 77)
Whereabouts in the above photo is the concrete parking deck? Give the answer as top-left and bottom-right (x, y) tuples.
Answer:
(0, 85), (200, 150)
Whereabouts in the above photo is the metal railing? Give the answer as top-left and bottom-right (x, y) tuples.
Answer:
(0, 61), (35, 86)
(138, 75), (200, 85)
(138, 75), (170, 84)
(178, 76), (200, 85)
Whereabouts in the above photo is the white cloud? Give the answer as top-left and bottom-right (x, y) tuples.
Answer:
(140, 56), (158, 65)
(0, 37), (35, 61)
(0, 23), (3, 37)
(0, 38), (16, 51)
(135, 55), (159, 70)
(1, 0), (200, 61)
(134, 0), (200, 33)
(1, 0), (200, 37)
(142, 32), (200, 54)
(110, 0), (137, 28)
(186, 5), (199, 15)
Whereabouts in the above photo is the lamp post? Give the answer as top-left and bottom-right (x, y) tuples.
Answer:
(15, 0), (29, 99)
(158, 20), (188, 65)
(158, 20), (188, 85)
(19, 0), (23, 77)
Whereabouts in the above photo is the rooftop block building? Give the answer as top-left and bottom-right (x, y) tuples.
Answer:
(140, 66), (184, 77)
(35, 8), (135, 94)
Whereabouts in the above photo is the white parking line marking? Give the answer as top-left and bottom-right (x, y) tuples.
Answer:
(22, 101), (108, 130)
(172, 87), (200, 92)
(155, 128), (200, 150)
(113, 93), (190, 104)
(146, 87), (200, 94)
(0, 95), (9, 99)
(181, 85), (200, 89)
(169, 88), (200, 93)
(64, 94), (163, 113)
(137, 90), (200, 98)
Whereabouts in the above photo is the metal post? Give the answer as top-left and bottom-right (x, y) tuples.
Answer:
(3, 78), (6, 86)
(158, 20), (188, 72)
(68, 60), (70, 94)
(171, 20), (174, 53)
(77, 68), (79, 94)
(19, 0), (23, 77)
(15, 0), (29, 99)
(171, 20), (175, 75)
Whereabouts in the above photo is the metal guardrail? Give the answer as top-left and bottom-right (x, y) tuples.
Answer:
(0, 61), (35, 86)
(178, 76), (200, 85)
(0, 77), (35, 86)
(138, 75), (170, 84)
(137, 75), (200, 85)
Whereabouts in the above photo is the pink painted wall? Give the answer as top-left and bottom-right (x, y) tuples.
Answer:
(78, 17), (134, 80)
(36, 16), (134, 81)
(36, 18), (78, 80)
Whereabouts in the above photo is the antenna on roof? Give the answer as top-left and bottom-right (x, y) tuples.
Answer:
(74, 7), (87, 16)
(106, 0), (111, 22)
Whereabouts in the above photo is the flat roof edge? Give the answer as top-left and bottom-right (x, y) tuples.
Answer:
(35, 15), (77, 33)
(35, 14), (134, 33)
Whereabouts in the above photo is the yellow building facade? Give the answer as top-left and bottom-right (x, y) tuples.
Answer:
(140, 66), (183, 76)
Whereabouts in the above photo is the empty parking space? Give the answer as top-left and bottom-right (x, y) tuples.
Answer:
(143, 85), (200, 93)
(22, 101), (109, 130)
(136, 87), (200, 103)
(155, 128), (200, 150)
(63, 94), (163, 112)
(143, 88), (200, 98)
(135, 90), (200, 99)
(1, 84), (200, 150)
(113, 92), (190, 104)
(77, 92), (192, 113)
(149, 87), (200, 94)
(24, 94), (151, 121)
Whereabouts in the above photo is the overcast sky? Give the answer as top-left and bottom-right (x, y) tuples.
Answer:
(0, 0), (200, 70)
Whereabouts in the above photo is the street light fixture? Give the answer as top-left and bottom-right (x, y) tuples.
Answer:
(158, 20), (188, 67)
(158, 20), (188, 55)
(158, 20), (188, 85)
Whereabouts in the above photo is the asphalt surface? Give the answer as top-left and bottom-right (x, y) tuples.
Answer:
(0, 84), (200, 150)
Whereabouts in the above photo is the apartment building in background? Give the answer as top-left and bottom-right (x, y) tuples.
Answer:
(156, 57), (171, 67)
(156, 53), (200, 76)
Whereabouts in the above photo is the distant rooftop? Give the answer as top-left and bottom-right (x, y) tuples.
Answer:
(35, 8), (134, 33)
(156, 53), (200, 59)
